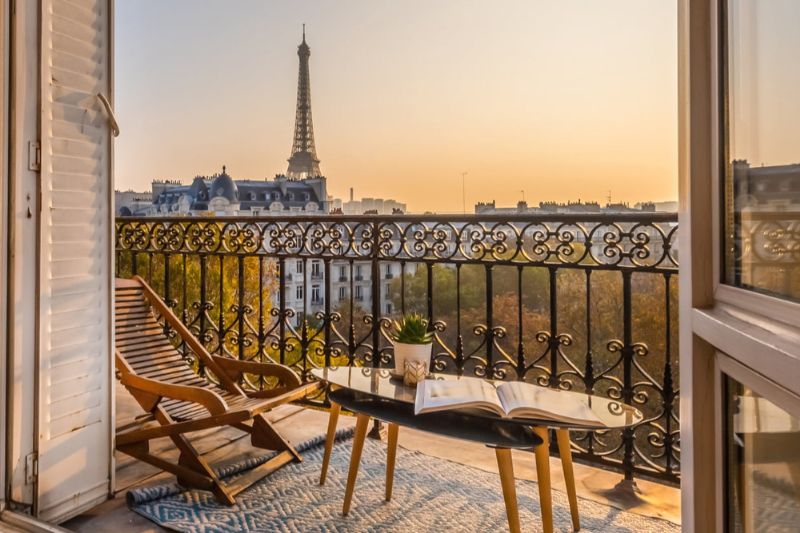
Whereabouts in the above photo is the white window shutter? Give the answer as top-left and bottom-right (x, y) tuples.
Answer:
(37, 0), (112, 521)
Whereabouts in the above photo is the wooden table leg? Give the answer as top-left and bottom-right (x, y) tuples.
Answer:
(532, 426), (553, 533)
(319, 401), (341, 485)
(386, 423), (399, 501)
(556, 428), (580, 531)
(495, 447), (521, 533)
(342, 413), (371, 516)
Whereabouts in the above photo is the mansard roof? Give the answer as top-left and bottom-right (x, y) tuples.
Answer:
(153, 171), (326, 212)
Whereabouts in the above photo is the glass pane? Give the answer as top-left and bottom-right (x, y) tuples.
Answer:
(725, 376), (800, 532)
(723, 1), (800, 301)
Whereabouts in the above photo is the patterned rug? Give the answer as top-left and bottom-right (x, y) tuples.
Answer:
(127, 429), (680, 532)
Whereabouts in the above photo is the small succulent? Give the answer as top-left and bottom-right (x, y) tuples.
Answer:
(390, 313), (434, 345)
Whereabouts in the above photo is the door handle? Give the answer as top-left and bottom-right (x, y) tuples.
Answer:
(97, 92), (120, 137)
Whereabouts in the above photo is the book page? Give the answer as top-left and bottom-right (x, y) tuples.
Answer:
(497, 381), (603, 426)
(415, 379), (504, 416)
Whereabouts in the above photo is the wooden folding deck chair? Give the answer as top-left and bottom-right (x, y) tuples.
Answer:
(114, 275), (320, 504)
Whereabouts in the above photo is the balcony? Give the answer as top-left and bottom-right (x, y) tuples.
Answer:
(66, 380), (679, 532)
(115, 212), (680, 485)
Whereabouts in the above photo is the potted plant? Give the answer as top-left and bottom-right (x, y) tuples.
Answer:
(390, 313), (434, 375)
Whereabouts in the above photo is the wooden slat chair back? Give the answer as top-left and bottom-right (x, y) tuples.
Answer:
(114, 276), (320, 504)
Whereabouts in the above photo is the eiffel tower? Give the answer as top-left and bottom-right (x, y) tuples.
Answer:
(286, 25), (322, 179)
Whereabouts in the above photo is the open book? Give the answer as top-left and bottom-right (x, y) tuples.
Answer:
(415, 378), (603, 426)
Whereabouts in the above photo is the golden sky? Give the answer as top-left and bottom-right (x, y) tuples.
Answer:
(115, 0), (678, 213)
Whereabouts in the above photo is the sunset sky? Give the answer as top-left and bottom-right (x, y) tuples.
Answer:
(115, 0), (678, 213)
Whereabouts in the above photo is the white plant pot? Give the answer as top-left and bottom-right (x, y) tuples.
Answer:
(392, 342), (433, 374)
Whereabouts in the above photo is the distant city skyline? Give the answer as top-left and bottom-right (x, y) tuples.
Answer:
(114, 1), (678, 213)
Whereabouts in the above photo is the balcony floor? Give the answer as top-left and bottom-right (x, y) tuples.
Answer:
(65, 383), (680, 532)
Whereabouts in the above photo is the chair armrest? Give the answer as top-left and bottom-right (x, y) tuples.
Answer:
(120, 373), (228, 416)
(247, 380), (323, 400)
(211, 356), (301, 388)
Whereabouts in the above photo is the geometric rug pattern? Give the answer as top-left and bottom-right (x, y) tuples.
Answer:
(127, 428), (681, 532)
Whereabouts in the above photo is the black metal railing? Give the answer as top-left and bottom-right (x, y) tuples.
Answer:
(115, 213), (680, 485)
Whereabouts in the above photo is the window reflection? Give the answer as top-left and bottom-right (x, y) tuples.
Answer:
(725, 376), (800, 532)
(724, 1), (800, 301)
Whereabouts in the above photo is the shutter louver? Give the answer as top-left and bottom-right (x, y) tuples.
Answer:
(37, 0), (112, 521)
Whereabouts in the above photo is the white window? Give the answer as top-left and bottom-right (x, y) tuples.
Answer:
(338, 286), (347, 301)
(339, 265), (347, 280)
(386, 302), (393, 314)
(296, 260), (303, 273)
(311, 285), (321, 303)
(355, 264), (363, 279)
(311, 261), (321, 277)
(355, 285), (363, 300)
(680, 3), (800, 526)
(296, 285), (304, 300)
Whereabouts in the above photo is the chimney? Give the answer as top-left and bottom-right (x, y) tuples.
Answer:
(349, 187), (354, 202)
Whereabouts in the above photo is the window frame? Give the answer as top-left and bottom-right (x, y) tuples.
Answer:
(311, 284), (320, 303)
(714, 0), (800, 328)
(679, 1), (800, 530)
(714, 351), (800, 532)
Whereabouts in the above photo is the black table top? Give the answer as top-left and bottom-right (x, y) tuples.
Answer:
(313, 366), (643, 430)
(329, 388), (542, 451)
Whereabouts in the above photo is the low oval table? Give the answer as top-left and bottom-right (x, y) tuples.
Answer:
(312, 366), (643, 533)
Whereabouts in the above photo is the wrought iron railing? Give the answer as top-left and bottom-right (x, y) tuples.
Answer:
(115, 213), (679, 485)
(729, 211), (800, 301)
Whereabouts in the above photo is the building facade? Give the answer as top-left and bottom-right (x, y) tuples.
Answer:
(115, 189), (152, 216)
(733, 159), (800, 212)
(329, 188), (407, 215)
(284, 259), (406, 327)
(146, 168), (327, 216)
(474, 199), (662, 215)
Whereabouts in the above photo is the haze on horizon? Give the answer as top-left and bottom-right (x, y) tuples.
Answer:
(115, 0), (678, 213)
